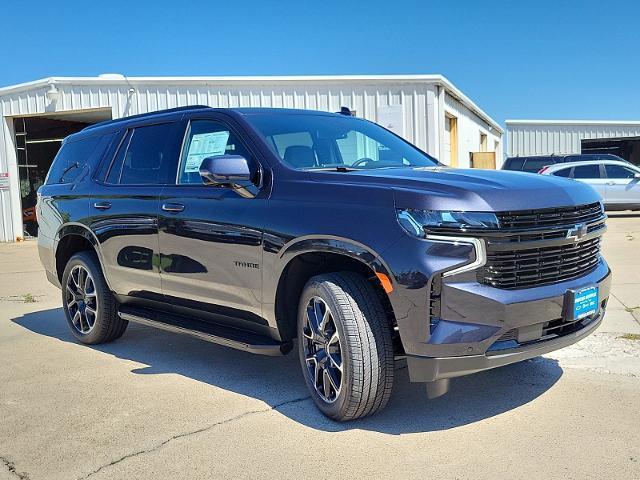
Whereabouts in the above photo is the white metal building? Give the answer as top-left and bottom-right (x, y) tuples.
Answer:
(0, 74), (502, 242)
(506, 119), (640, 165)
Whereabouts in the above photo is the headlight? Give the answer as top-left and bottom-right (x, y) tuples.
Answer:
(397, 209), (499, 237)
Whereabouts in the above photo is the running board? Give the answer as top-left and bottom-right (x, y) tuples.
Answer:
(118, 306), (292, 356)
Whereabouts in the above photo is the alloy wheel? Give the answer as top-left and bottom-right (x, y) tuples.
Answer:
(65, 265), (98, 334)
(302, 296), (343, 403)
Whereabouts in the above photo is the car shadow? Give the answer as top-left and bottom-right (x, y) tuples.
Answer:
(12, 308), (563, 434)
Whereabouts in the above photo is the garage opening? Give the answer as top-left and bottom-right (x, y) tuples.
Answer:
(581, 136), (640, 167)
(13, 109), (111, 237)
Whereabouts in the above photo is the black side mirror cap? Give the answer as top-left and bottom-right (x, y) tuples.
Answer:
(199, 155), (258, 198)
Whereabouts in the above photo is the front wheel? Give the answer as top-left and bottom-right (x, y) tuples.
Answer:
(297, 272), (394, 421)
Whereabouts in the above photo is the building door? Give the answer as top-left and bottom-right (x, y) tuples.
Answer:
(13, 113), (110, 237)
(444, 115), (458, 166)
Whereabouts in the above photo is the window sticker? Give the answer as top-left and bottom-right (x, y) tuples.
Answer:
(184, 131), (230, 173)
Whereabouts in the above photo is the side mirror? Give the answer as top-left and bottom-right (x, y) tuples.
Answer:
(199, 155), (258, 198)
(634, 173), (640, 179)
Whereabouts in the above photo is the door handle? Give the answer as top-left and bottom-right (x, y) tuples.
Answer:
(162, 203), (185, 213)
(607, 181), (615, 186)
(93, 201), (112, 210)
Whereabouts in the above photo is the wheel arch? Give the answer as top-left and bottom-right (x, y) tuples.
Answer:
(271, 236), (397, 342)
(54, 223), (110, 288)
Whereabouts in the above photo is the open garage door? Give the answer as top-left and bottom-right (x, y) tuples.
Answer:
(14, 109), (111, 237)
(581, 136), (640, 167)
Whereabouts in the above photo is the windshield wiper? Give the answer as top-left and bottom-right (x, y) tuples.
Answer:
(305, 166), (358, 172)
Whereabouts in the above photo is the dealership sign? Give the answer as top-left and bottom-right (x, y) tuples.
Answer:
(0, 173), (8, 189)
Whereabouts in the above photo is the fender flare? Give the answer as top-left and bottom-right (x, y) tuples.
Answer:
(266, 235), (396, 339)
(276, 235), (394, 282)
(54, 223), (113, 289)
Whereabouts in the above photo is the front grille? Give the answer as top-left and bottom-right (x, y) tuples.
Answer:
(496, 202), (603, 229)
(488, 312), (600, 352)
(497, 328), (518, 342)
(479, 236), (601, 289)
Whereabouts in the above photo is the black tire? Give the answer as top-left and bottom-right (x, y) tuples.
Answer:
(297, 272), (394, 421)
(61, 251), (128, 344)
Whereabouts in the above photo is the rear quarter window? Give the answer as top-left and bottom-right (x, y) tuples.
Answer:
(46, 133), (114, 185)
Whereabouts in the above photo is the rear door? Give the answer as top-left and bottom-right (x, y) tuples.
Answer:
(157, 115), (268, 324)
(89, 121), (182, 299)
(571, 163), (607, 199)
(603, 163), (640, 207)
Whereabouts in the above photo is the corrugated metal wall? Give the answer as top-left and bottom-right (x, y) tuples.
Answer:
(507, 122), (640, 157)
(0, 78), (500, 241)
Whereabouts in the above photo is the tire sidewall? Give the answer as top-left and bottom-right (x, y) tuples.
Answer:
(61, 253), (108, 344)
(297, 279), (354, 419)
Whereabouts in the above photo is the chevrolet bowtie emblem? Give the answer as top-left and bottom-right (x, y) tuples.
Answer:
(566, 223), (588, 242)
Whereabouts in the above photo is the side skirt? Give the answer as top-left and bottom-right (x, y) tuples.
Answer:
(118, 305), (293, 356)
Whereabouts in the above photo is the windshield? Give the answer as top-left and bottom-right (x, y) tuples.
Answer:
(247, 113), (439, 170)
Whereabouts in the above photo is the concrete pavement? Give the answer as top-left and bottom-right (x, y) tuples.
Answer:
(1, 215), (639, 479)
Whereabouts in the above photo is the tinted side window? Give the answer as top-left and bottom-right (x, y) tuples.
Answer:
(605, 164), (637, 179)
(46, 134), (114, 185)
(178, 120), (257, 185)
(573, 164), (602, 179)
(523, 158), (553, 173)
(503, 158), (525, 171)
(553, 167), (572, 177)
(106, 130), (133, 184)
(106, 123), (178, 185)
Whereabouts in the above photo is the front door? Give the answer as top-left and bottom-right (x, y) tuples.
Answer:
(603, 163), (640, 207)
(157, 118), (267, 324)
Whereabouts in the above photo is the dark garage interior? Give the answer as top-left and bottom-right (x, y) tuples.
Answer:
(581, 136), (640, 166)
(14, 110), (111, 236)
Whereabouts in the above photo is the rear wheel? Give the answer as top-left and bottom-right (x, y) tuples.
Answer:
(61, 252), (127, 344)
(297, 272), (394, 421)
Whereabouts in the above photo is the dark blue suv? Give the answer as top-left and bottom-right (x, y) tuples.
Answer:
(38, 106), (611, 420)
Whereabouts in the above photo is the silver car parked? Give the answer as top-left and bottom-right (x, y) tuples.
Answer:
(540, 160), (640, 210)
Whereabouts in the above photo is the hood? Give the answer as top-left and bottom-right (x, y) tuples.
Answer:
(314, 167), (602, 212)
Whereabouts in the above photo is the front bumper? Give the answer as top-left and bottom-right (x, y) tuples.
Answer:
(401, 260), (611, 383)
(406, 307), (603, 382)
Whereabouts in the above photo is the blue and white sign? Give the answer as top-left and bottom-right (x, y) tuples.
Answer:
(573, 286), (598, 320)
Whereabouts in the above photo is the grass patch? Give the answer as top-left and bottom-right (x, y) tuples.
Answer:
(619, 333), (640, 341)
(22, 293), (36, 303)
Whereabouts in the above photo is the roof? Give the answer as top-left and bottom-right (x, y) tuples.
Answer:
(0, 74), (503, 134)
(544, 159), (637, 170)
(506, 119), (640, 126)
(81, 106), (353, 133)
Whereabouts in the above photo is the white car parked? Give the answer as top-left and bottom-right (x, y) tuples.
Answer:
(539, 160), (640, 211)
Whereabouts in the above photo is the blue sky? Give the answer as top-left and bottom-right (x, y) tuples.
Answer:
(4, 0), (639, 124)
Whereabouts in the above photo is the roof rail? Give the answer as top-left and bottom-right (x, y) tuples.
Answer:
(83, 105), (211, 131)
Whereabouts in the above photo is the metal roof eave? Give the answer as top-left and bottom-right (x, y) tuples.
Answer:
(0, 74), (502, 134)
(506, 119), (640, 126)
